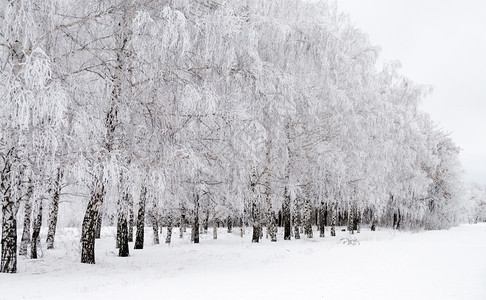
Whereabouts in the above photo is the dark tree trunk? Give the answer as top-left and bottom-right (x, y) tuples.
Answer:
(213, 220), (218, 240)
(352, 214), (358, 231)
(19, 183), (33, 256)
(263, 139), (275, 241)
(179, 202), (186, 238)
(265, 190), (277, 242)
(370, 210), (376, 231)
(46, 167), (63, 249)
(265, 212), (269, 239)
(269, 211), (277, 242)
(134, 187), (146, 249)
(81, 178), (104, 264)
(118, 191), (130, 257)
(203, 208), (209, 234)
(304, 216), (313, 238)
(227, 216), (233, 233)
(293, 223), (301, 239)
(118, 215), (129, 257)
(193, 214), (199, 243)
(128, 194), (134, 242)
(31, 197), (43, 259)
(251, 200), (260, 243)
(303, 197), (313, 238)
(1, 207), (17, 273)
(95, 209), (103, 239)
(94, 191), (104, 239)
(1, 163), (20, 272)
(396, 209), (401, 230)
(116, 194), (122, 249)
(393, 210), (402, 230)
(347, 202), (355, 234)
(283, 124), (293, 241)
(330, 202), (337, 237)
(293, 200), (301, 240)
(116, 186), (130, 249)
(283, 190), (291, 240)
(324, 206), (328, 226)
(192, 194), (200, 244)
(152, 220), (159, 244)
(252, 225), (260, 243)
(319, 202), (325, 238)
(166, 212), (173, 244)
(355, 209), (361, 233)
(1, 156), (22, 273)
(152, 196), (159, 245)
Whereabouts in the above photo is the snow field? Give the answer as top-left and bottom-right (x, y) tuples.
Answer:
(1, 223), (485, 300)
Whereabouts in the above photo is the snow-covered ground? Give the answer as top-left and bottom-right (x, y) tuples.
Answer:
(2, 223), (486, 300)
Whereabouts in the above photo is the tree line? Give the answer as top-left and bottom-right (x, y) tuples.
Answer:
(1, 0), (483, 273)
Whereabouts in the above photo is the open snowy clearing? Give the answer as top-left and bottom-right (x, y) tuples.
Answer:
(1, 223), (485, 300)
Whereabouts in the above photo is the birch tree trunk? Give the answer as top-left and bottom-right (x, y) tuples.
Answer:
(128, 193), (134, 242)
(1, 156), (21, 273)
(134, 187), (146, 249)
(251, 199), (260, 243)
(94, 198), (104, 239)
(347, 201), (355, 234)
(94, 181), (105, 240)
(318, 202), (326, 238)
(268, 211), (277, 242)
(118, 192), (129, 257)
(152, 196), (159, 245)
(265, 175), (277, 242)
(393, 211), (397, 229)
(192, 194), (200, 244)
(293, 199), (301, 239)
(227, 216), (233, 233)
(118, 212), (129, 257)
(116, 192), (123, 249)
(31, 196), (43, 259)
(1, 198), (18, 272)
(213, 221), (218, 240)
(330, 202), (337, 237)
(371, 209), (376, 231)
(179, 202), (186, 238)
(203, 207), (209, 234)
(192, 213), (200, 243)
(46, 167), (63, 249)
(81, 177), (104, 264)
(211, 205), (218, 240)
(1, 204), (18, 272)
(356, 209), (361, 233)
(394, 209), (402, 230)
(283, 190), (291, 240)
(19, 181), (33, 256)
(1, 3), (27, 269)
(165, 212), (173, 244)
(112, 0), (133, 247)
(251, 223), (260, 242)
(283, 124), (293, 241)
(303, 195), (313, 238)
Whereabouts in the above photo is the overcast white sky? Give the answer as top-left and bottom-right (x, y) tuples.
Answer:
(336, 0), (486, 185)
